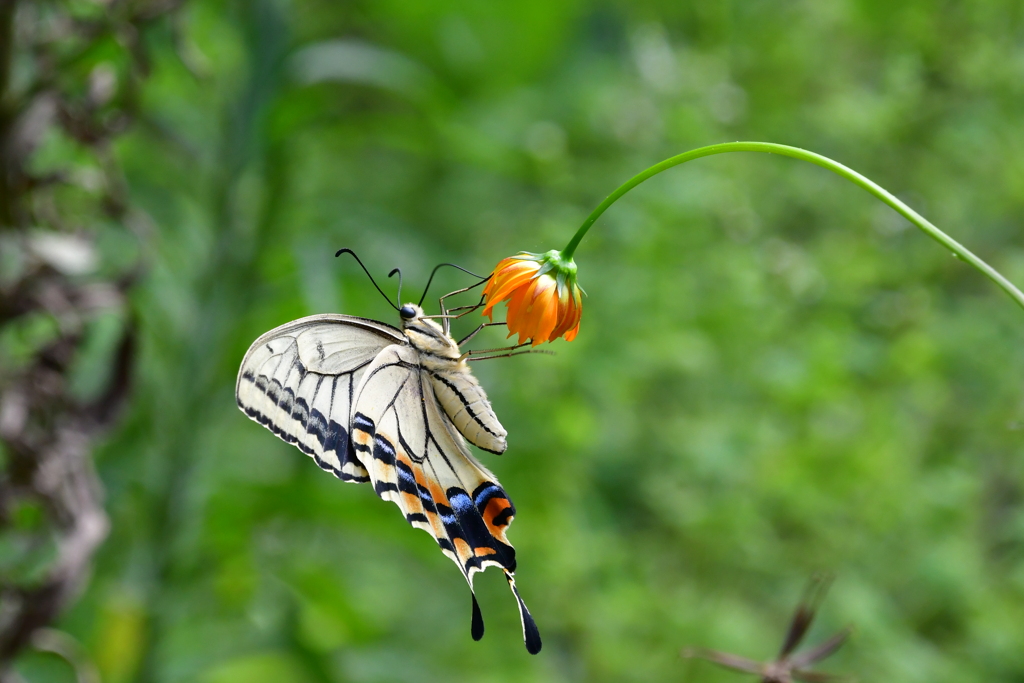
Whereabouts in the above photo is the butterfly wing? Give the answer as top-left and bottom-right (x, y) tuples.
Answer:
(236, 314), (406, 482)
(350, 343), (541, 653)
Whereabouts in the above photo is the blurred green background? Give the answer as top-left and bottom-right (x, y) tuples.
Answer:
(14, 0), (1024, 680)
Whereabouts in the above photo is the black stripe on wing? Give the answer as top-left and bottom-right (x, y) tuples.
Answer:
(238, 344), (370, 483)
(346, 342), (539, 654)
(413, 369), (518, 574)
(352, 407), (517, 576)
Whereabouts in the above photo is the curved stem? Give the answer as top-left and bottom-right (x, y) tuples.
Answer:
(563, 141), (1024, 311)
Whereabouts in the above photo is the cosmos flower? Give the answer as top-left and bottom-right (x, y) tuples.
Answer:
(482, 250), (582, 346)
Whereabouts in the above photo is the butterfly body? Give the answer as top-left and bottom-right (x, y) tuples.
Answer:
(236, 302), (539, 653)
(398, 304), (508, 455)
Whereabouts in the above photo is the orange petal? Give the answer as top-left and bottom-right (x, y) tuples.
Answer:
(532, 282), (560, 345)
(516, 274), (548, 344)
(550, 291), (577, 340)
(491, 257), (536, 280)
(517, 276), (551, 344)
(482, 267), (539, 315)
(503, 278), (530, 329)
(561, 294), (581, 342)
(553, 283), (584, 341)
(505, 279), (536, 345)
(483, 258), (526, 298)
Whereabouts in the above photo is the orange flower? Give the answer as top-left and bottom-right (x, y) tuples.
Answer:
(482, 251), (583, 346)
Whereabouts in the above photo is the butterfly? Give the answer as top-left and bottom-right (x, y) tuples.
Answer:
(235, 252), (542, 654)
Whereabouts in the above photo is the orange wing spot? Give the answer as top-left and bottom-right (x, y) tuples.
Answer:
(374, 461), (396, 482)
(396, 462), (452, 545)
(483, 498), (514, 540)
(474, 547), (497, 557)
(353, 431), (372, 447)
(387, 452), (426, 518)
(414, 470), (432, 491)
(484, 498), (512, 525)
(428, 481), (448, 504)
(428, 518), (448, 547)
(453, 538), (473, 562)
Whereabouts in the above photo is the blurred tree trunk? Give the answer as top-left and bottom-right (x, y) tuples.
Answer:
(0, 1), (182, 678)
(0, 0), (18, 227)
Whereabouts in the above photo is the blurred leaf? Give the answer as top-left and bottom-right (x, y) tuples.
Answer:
(290, 39), (437, 102)
(95, 592), (147, 683)
(200, 652), (317, 683)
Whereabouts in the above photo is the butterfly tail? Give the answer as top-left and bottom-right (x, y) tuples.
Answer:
(471, 591), (485, 641)
(505, 570), (542, 654)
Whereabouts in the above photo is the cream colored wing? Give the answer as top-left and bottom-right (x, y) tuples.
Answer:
(236, 314), (406, 482)
(350, 344), (540, 653)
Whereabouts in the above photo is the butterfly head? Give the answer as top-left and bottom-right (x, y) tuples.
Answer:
(399, 303), (419, 321)
(400, 302), (457, 352)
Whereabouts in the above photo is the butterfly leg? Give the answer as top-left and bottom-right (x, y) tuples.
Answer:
(457, 321), (506, 346)
(432, 302), (489, 320)
(463, 343), (554, 362)
(436, 278), (491, 335)
(438, 283), (487, 316)
(437, 280), (488, 334)
(447, 299), (486, 318)
(459, 342), (530, 362)
(421, 302), (490, 338)
(421, 304), (486, 322)
(467, 349), (553, 361)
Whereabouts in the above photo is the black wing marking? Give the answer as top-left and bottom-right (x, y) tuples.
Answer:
(350, 344), (540, 653)
(236, 314), (405, 482)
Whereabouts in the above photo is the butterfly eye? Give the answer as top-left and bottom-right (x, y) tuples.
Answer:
(399, 305), (417, 320)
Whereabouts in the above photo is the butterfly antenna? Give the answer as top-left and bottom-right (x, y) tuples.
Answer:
(505, 571), (542, 654)
(335, 248), (399, 311)
(471, 591), (485, 641)
(388, 267), (404, 308)
(419, 262), (489, 307)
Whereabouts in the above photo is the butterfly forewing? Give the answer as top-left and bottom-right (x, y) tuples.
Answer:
(350, 344), (518, 580)
(236, 314), (405, 482)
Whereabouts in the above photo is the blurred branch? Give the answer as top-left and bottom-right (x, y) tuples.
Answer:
(683, 576), (854, 683)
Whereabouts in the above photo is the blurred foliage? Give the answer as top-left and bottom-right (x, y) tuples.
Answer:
(9, 0), (1024, 681)
(0, 0), (179, 676)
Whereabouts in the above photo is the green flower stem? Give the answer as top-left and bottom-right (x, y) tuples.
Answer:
(563, 141), (1024, 311)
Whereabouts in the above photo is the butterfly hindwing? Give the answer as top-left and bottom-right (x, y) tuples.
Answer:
(236, 314), (405, 482)
(350, 344), (518, 579)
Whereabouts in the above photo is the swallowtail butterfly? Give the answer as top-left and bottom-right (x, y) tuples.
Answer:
(236, 257), (541, 654)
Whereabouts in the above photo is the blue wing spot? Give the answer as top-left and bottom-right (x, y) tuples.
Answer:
(372, 435), (396, 466)
(352, 412), (375, 434)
